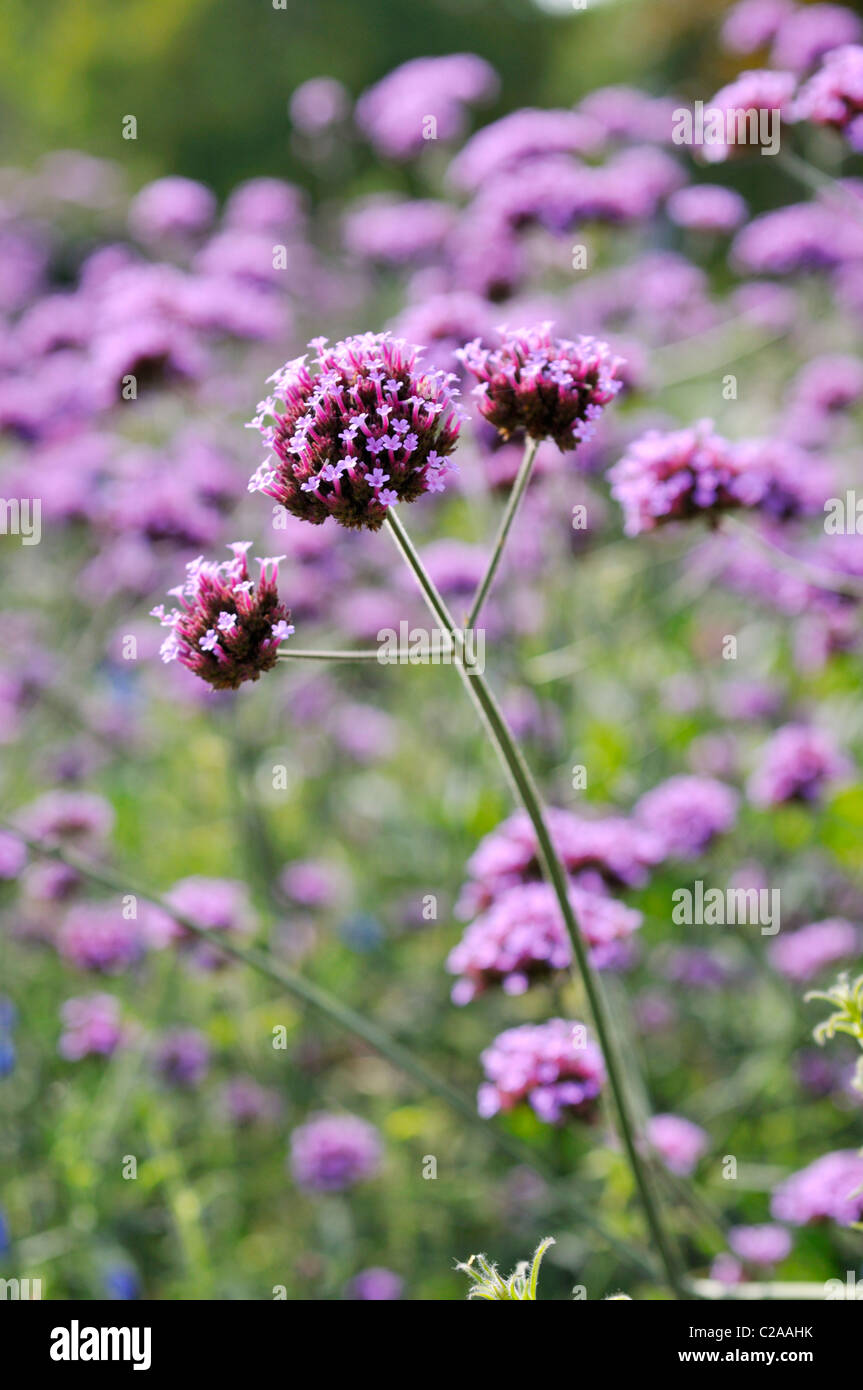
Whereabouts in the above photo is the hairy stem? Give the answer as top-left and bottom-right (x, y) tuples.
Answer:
(386, 507), (686, 1298)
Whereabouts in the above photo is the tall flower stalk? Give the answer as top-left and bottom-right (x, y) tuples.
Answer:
(385, 504), (685, 1298)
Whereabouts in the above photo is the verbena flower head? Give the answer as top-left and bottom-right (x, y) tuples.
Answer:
(633, 775), (739, 858)
(609, 421), (758, 535)
(289, 1112), (382, 1192)
(771, 4), (862, 72)
(153, 1028), (210, 1088)
(58, 993), (128, 1060)
(152, 543), (293, 690)
(248, 333), (462, 531)
(748, 723), (850, 805)
(645, 1113), (709, 1175)
(162, 876), (255, 970)
(458, 323), (623, 451)
(727, 1223), (792, 1266)
(771, 1149), (863, 1225)
(447, 880), (642, 1003)
(794, 44), (863, 150)
(57, 903), (144, 974)
(344, 1268), (404, 1301)
(769, 918), (860, 983)
(457, 806), (662, 918)
(478, 1019), (606, 1123)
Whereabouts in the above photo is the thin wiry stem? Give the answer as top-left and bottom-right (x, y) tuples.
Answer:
(276, 648), (383, 661)
(4, 823), (658, 1279)
(385, 507), (686, 1299)
(466, 436), (540, 628)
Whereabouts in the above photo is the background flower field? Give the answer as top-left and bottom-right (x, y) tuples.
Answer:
(1, 0), (863, 1301)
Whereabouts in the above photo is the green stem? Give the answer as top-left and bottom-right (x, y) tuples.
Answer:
(466, 436), (539, 629)
(276, 648), (382, 661)
(5, 824), (656, 1279)
(385, 508), (685, 1298)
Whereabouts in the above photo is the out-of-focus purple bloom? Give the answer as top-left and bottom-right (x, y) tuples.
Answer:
(447, 109), (603, 192)
(153, 1028), (210, 1088)
(249, 333), (462, 530)
(459, 323), (623, 451)
(223, 177), (306, 234)
(748, 723), (851, 805)
(645, 1113), (709, 1175)
(128, 176), (216, 244)
(393, 291), (495, 375)
(58, 993), (128, 1060)
(290, 77), (351, 135)
(447, 880), (642, 1003)
(782, 353), (863, 446)
(771, 1149), (863, 1225)
(666, 948), (735, 991)
(728, 1223), (793, 1265)
(771, 4), (862, 72)
(458, 807), (662, 918)
(794, 44), (863, 148)
(578, 86), (680, 143)
(356, 54), (498, 160)
(634, 776), (739, 858)
(279, 860), (343, 909)
(0, 830), (26, 879)
(17, 790), (114, 847)
(710, 1253), (745, 1284)
(732, 197), (863, 274)
(289, 1112), (382, 1192)
(344, 1267), (404, 1300)
(667, 184), (748, 232)
(220, 1076), (282, 1127)
(343, 198), (455, 266)
(721, 0), (794, 54)
(716, 679), (783, 721)
(477, 1018), (606, 1123)
(609, 421), (758, 535)
(700, 70), (795, 163)
(57, 904), (144, 974)
(152, 543), (292, 690)
(161, 876), (255, 969)
(769, 918), (859, 982)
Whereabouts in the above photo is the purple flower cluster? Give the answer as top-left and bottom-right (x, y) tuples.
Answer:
(727, 1223), (792, 1265)
(355, 54), (498, 160)
(57, 904), (144, 974)
(459, 324), (623, 452)
(633, 776), (739, 858)
(794, 44), (863, 149)
(477, 1019), (606, 1123)
(58, 994), (128, 1060)
(447, 880), (642, 1003)
(248, 333), (462, 530)
(152, 543), (293, 690)
(771, 1149), (863, 1225)
(748, 724), (850, 805)
(289, 1112), (382, 1192)
(162, 876), (255, 969)
(645, 1113), (709, 1175)
(153, 1028), (210, 1088)
(768, 917), (860, 982)
(609, 422), (758, 535)
(457, 807), (662, 919)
